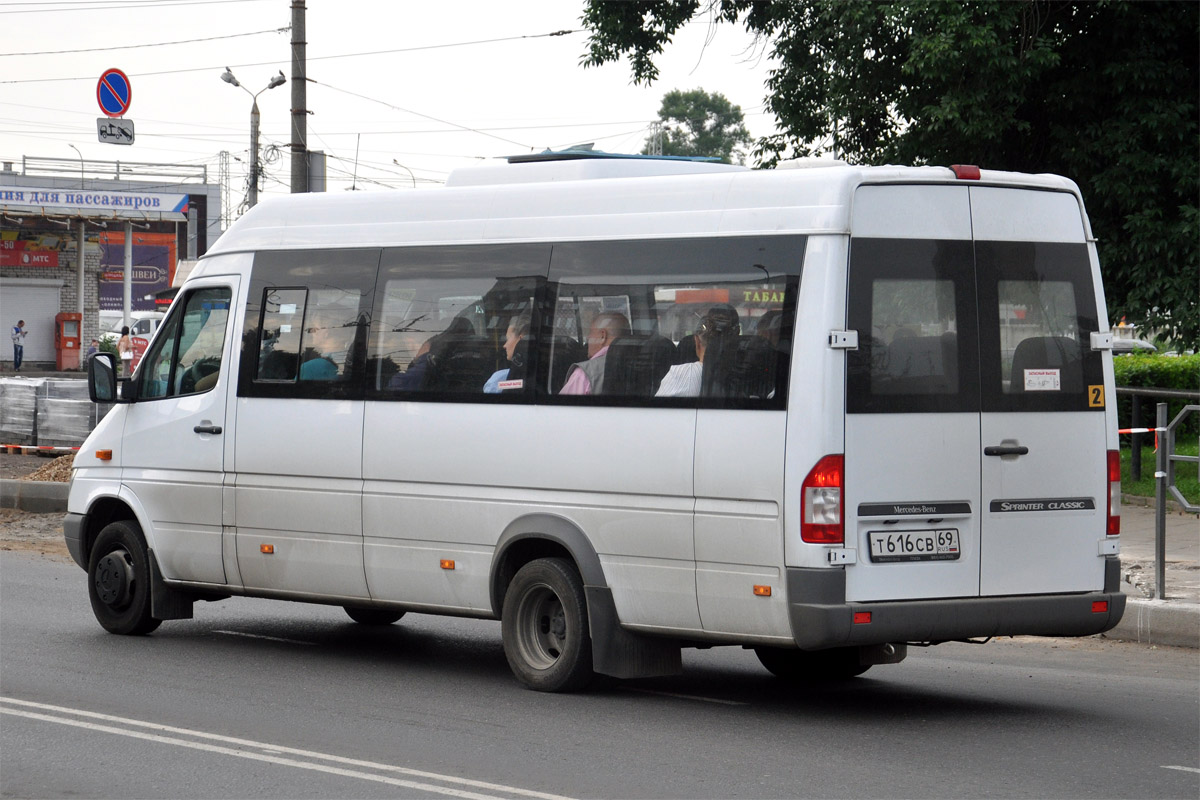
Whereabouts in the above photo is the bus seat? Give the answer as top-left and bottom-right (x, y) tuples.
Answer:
(702, 335), (775, 399)
(542, 335), (584, 394)
(604, 334), (678, 397)
(676, 334), (699, 364)
(1009, 335), (1082, 392)
(423, 335), (498, 393)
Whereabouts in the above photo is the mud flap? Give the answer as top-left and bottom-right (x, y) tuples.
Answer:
(149, 551), (194, 621)
(585, 585), (681, 679)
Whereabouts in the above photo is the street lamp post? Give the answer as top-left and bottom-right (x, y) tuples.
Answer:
(220, 67), (285, 209)
(68, 144), (84, 188)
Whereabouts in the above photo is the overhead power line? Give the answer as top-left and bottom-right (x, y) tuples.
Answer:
(0, 29), (581, 84)
(0, 27), (288, 57)
(0, 0), (273, 14)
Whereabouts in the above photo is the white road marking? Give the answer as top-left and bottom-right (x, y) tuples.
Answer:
(625, 687), (747, 706)
(1161, 765), (1200, 774)
(0, 697), (574, 800)
(212, 629), (316, 646)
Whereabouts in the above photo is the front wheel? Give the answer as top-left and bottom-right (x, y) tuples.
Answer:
(87, 520), (161, 635)
(754, 646), (870, 681)
(343, 606), (405, 626)
(501, 557), (594, 692)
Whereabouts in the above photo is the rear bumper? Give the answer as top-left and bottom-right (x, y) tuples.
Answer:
(786, 560), (1126, 649)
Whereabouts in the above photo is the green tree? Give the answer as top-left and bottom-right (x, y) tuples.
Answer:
(643, 88), (751, 163)
(581, 1), (1199, 348)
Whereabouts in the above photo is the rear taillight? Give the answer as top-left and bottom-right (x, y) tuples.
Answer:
(802, 454), (844, 544)
(1107, 449), (1121, 536)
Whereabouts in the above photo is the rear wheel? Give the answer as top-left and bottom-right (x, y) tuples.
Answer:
(501, 557), (594, 692)
(343, 606), (405, 626)
(754, 646), (870, 681)
(87, 520), (161, 635)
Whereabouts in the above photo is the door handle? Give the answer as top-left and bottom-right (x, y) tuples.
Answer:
(193, 424), (223, 435)
(984, 445), (1028, 456)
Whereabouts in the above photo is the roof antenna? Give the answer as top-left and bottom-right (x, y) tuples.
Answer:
(350, 134), (361, 191)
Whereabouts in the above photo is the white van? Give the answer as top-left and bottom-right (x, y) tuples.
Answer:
(66, 158), (1125, 692)
(97, 310), (165, 341)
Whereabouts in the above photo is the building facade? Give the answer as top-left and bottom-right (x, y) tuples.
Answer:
(1, 157), (220, 370)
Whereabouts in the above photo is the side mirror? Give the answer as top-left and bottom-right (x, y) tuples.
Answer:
(88, 352), (119, 403)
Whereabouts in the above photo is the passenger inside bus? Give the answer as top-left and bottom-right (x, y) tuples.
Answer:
(484, 312), (531, 393)
(657, 304), (740, 397)
(558, 312), (631, 395)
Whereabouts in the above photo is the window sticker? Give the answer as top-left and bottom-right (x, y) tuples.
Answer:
(1024, 368), (1061, 391)
(498, 379), (523, 391)
(279, 303), (298, 315)
(1088, 384), (1105, 407)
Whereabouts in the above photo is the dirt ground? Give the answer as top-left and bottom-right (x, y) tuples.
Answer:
(0, 453), (57, 480)
(0, 453), (72, 559)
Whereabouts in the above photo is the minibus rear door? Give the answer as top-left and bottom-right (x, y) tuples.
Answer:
(972, 188), (1110, 596)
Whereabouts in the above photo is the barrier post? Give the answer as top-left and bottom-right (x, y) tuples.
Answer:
(1131, 394), (1142, 482)
(1154, 403), (1167, 600)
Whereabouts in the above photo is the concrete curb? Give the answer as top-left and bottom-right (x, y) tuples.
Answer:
(1105, 599), (1200, 649)
(0, 479), (69, 514)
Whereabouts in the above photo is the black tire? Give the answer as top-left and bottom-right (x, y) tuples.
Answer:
(754, 646), (871, 681)
(87, 520), (161, 636)
(501, 557), (594, 692)
(343, 606), (405, 626)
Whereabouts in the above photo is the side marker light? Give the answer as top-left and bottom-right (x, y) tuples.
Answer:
(753, 585), (772, 597)
(260, 544), (274, 555)
(95, 449), (112, 461)
(440, 559), (455, 570)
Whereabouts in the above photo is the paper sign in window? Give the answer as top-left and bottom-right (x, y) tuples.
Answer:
(1024, 368), (1061, 391)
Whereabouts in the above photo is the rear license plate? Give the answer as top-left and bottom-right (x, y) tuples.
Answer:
(868, 529), (960, 563)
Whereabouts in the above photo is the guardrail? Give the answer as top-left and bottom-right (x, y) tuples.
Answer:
(1135, 402), (1199, 600)
(1116, 386), (1200, 481)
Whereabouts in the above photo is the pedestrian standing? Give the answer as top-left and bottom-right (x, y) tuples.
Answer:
(116, 326), (133, 376)
(10, 319), (26, 372)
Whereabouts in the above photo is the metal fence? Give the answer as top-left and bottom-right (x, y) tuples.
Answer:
(1118, 389), (1199, 600)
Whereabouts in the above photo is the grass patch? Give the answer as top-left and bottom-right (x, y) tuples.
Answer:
(1120, 440), (1199, 503)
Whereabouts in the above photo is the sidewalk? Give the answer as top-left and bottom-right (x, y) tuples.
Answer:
(1106, 501), (1199, 648)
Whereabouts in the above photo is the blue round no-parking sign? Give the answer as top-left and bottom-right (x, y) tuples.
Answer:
(97, 68), (132, 118)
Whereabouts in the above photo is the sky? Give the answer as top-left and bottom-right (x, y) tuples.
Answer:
(1, 0), (779, 217)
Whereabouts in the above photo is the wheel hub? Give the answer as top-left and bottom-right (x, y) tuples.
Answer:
(95, 550), (133, 606)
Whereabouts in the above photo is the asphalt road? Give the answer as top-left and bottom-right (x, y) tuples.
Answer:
(2, 552), (1197, 800)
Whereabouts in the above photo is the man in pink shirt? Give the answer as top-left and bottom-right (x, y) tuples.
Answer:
(558, 312), (630, 395)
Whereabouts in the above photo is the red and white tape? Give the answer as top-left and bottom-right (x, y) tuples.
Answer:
(0, 444), (81, 452)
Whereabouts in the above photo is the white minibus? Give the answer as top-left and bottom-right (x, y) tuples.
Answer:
(66, 156), (1126, 691)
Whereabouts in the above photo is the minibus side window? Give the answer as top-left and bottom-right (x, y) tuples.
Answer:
(239, 249), (378, 400)
(367, 244), (550, 401)
(256, 288), (306, 381)
(138, 287), (232, 399)
(546, 236), (803, 409)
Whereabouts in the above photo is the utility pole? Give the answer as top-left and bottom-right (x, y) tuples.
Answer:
(249, 98), (261, 208)
(291, 0), (308, 194)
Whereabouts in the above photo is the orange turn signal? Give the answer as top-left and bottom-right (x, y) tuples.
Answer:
(95, 449), (112, 461)
(753, 585), (772, 597)
(260, 544), (274, 555)
(440, 559), (455, 570)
